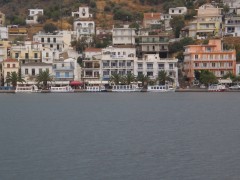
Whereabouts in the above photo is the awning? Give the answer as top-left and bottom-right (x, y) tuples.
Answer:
(218, 78), (232, 84)
(87, 81), (109, 84)
(70, 81), (83, 86)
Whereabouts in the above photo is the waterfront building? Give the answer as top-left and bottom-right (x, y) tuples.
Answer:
(52, 57), (80, 85)
(26, 9), (44, 24)
(183, 39), (236, 82)
(112, 25), (135, 45)
(21, 62), (52, 83)
(33, 31), (72, 53)
(82, 48), (102, 83)
(134, 54), (178, 86)
(100, 46), (136, 81)
(1, 58), (19, 86)
(188, 4), (222, 39)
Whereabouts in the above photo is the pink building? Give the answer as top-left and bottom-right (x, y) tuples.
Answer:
(184, 39), (236, 81)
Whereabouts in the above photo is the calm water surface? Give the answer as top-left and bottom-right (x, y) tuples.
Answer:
(0, 92), (240, 180)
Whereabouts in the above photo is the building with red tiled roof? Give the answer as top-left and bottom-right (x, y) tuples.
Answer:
(143, 13), (162, 28)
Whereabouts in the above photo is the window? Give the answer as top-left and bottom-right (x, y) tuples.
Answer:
(46, 53), (49, 57)
(147, 63), (153, 69)
(32, 69), (35, 76)
(203, 63), (207, 67)
(138, 63), (143, 69)
(206, 47), (211, 52)
(138, 72), (143, 76)
(56, 72), (60, 77)
(7, 64), (10, 68)
(179, 10), (181, 13)
(57, 44), (59, 50)
(147, 71), (153, 76)
(65, 72), (69, 77)
(195, 54), (198, 60)
(25, 69), (28, 75)
(158, 64), (164, 69)
(25, 53), (29, 59)
(47, 38), (50, 42)
(169, 64), (174, 69)
(34, 53), (38, 58)
(15, 53), (19, 58)
(12, 64), (15, 68)
(127, 62), (131, 67)
(62, 64), (64, 67)
(53, 38), (56, 43)
(50, 44), (53, 48)
(220, 71), (224, 75)
(212, 63), (215, 67)
(172, 10), (174, 13)
(41, 38), (44, 42)
(195, 63), (199, 67)
(229, 62), (233, 67)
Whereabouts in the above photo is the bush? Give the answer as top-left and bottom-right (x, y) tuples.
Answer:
(43, 23), (58, 33)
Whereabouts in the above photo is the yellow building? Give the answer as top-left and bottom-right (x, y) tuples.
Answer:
(1, 58), (20, 85)
(10, 41), (41, 64)
(189, 4), (222, 39)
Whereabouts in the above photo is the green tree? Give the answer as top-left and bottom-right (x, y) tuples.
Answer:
(6, 71), (25, 88)
(199, 70), (218, 85)
(170, 16), (185, 38)
(43, 23), (58, 33)
(71, 36), (88, 53)
(35, 70), (53, 90)
(137, 74), (149, 88)
(157, 70), (174, 85)
(122, 73), (135, 85)
(223, 71), (235, 80)
(110, 73), (122, 85)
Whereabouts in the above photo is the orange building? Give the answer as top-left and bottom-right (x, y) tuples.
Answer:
(184, 39), (236, 82)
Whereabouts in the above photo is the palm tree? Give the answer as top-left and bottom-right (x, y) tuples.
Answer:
(35, 70), (53, 89)
(110, 73), (121, 85)
(137, 74), (149, 88)
(157, 70), (174, 85)
(6, 71), (25, 88)
(122, 73), (136, 85)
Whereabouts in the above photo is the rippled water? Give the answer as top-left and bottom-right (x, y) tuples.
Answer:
(0, 92), (240, 180)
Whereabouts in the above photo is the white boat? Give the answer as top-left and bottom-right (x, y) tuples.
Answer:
(111, 84), (142, 92)
(86, 86), (106, 92)
(50, 86), (74, 93)
(208, 84), (226, 92)
(15, 85), (41, 93)
(147, 85), (175, 92)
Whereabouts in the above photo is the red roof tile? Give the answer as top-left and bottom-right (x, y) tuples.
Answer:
(144, 13), (161, 20)
(3, 58), (18, 62)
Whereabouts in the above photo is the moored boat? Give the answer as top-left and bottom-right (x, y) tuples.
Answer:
(111, 84), (142, 92)
(15, 85), (41, 93)
(147, 85), (175, 92)
(50, 86), (74, 93)
(86, 86), (106, 92)
(208, 84), (226, 92)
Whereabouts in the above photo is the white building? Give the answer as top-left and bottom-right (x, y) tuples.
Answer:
(112, 25), (135, 45)
(101, 46), (136, 80)
(73, 20), (95, 39)
(26, 9), (44, 24)
(223, 0), (240, 13)
(41, 47), (60, 64)
(134, 54), (178, 85)
(72, 6), (92, 19)
(21, 62), (52, 83)
(0, 27), (8, 40)
(169, 7), (187, 16)
(224, 16), (240, 37)
(53, 58), (80, 84)
(33, 31), (72, 53)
